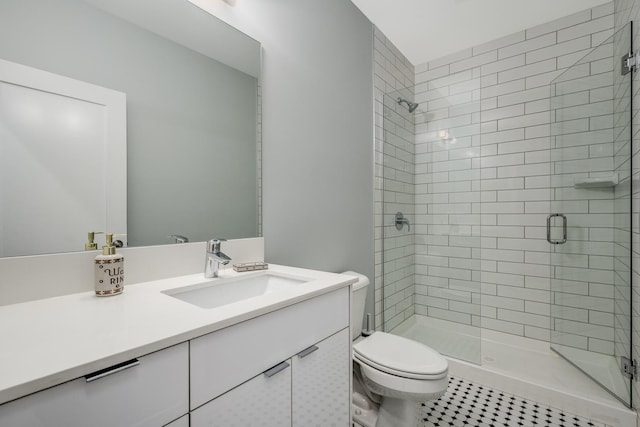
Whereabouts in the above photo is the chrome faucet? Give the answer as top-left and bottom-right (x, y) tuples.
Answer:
(204, 239), (231, 278)
(168, 234), (189, 244)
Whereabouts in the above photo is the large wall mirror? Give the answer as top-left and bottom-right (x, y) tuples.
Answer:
(0, 0), (261, 257)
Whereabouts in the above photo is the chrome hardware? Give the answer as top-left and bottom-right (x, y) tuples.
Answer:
(622, 50), (640, 75)
(395, 212), (410, 231)
(204, 238), (231, 278)
(207, 238), (225, 252)
(263, 361), (290, 378)
(362, 313), (374, 337)
(297, 345), (319, 358)
(621, 356), (637, 380)
(546, 213), (567, 245)
(84, 358), (140, 383)
(168, 234), (189, 244)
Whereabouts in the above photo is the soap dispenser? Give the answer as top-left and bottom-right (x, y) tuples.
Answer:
(85, 231), (103, 251)
(94, 233), (125, 296)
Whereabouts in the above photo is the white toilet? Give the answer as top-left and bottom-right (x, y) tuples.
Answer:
(345, 271), (448, 427)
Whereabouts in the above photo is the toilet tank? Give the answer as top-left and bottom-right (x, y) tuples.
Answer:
(342, 271), (369, 340)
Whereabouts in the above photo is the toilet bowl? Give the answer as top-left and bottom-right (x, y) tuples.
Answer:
(344, 271), (448, 427)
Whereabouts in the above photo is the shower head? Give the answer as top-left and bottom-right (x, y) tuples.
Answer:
(397, 97), (419, 113)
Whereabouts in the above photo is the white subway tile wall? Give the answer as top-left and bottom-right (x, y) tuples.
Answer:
(412, 4), (618, 347)
(374, 9), (640, 409)
(373, 28), (416, 330)
(612, 0), (640, 411)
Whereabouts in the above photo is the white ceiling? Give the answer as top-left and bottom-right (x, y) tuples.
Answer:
(350, 0), (612, 66)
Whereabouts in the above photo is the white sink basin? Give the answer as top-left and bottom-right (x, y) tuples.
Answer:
(162, 272), (311, 309)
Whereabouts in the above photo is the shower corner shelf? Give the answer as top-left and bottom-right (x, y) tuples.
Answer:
(573, 173), (618, 189)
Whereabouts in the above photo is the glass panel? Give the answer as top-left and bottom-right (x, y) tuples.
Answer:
(381, 86), (416, 333)
(549, 22), (632, 406)
(382, 69), (482, 365)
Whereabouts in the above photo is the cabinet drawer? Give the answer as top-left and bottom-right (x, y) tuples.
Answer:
(190, 287), (348, 409)
(0, 342), (189, 427)
(191, 360), (292, 427)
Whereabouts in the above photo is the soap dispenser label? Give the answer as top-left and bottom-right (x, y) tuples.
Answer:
(95, 257), (125, 296)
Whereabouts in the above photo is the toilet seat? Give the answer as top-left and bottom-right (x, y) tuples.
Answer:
(353, 332), (448, 380)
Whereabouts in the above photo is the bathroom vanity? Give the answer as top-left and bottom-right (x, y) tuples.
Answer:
(0, 265), (355, 426)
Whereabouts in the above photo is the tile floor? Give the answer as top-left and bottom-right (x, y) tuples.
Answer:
(421, 377), (612, 427)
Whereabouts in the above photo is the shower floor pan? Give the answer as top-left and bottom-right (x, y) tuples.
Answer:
(391, 315), (635, 427)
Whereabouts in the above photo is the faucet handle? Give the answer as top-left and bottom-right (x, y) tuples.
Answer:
(207, 238), (227, 252)
(168, 234), (189, 244)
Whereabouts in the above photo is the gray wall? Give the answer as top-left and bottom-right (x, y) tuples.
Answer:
(0, 0), (258, 247)
(215, 1), (375, 294)
(262, 0), (374, 284)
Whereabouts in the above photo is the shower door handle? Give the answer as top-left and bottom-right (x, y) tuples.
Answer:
(546, 214), (567, 245)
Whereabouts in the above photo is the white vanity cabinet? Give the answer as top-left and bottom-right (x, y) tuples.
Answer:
(189, 287), (350, 427)
(0, 343), (189, 427)
(0, 273), (353, 427)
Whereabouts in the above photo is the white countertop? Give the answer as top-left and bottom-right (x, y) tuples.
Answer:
(0, 264), (356, 405)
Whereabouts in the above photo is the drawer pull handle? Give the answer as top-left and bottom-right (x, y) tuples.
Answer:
(297, 345), (319, 358)
(85, 358), (140, 383)
(263, 361), (290, 378)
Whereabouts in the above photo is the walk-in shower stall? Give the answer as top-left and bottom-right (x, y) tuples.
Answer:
(380, 23), (633, 408)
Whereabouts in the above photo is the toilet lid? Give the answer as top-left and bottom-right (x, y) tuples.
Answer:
(353, 332), (448, 379)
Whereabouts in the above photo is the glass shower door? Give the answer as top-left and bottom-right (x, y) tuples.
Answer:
(549, 23), (632, 406)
